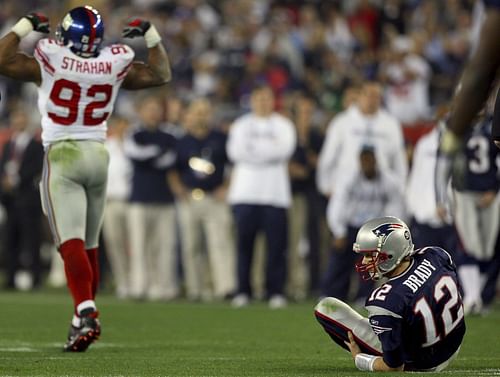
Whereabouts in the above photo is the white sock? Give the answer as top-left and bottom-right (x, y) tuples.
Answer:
(459, 265), (481, 305)
(76, 300), (97, 316)
(71, 314), (82, 328)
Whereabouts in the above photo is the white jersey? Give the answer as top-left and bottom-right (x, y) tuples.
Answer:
(34, 38), (134, 147)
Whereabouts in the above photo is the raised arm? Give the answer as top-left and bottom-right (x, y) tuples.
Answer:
(443, 7), (500, 151)
(0, 13), (50, 84)
(121, 19), (171, 90)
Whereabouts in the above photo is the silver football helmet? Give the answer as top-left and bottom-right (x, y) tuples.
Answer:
(353, 216), (414, 280)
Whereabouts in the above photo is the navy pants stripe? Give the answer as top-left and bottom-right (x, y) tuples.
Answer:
(232, 204), (288, 298)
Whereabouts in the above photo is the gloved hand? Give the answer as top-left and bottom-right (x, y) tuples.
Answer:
(122, 18), (151, 38)
(11, 12), (50, 38)
(25, 12), (50, 33)
(122, 17), (161, 48)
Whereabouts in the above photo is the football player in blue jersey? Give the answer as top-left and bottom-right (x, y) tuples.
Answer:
(437, 1), (500, 210)
(451, 114), (500, 315)
(440, 0), (500, 151)
(315, 216), (465, 372)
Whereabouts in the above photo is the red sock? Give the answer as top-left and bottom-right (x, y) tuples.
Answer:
(59, 239), (93, 311)
(86, 247), (99, 299)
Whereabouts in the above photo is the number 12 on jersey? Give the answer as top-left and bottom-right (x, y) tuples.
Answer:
(414, 275), (464, 347)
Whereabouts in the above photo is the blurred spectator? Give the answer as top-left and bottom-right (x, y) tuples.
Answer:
(252, 7), (303, 81)
(102, 116), (132, 299)
(379, 0), (408, 36)
(451, 114), (500, 315)
(324, 4), (356, 63)
(227, 85), (296, 309)
(380, 36), (431, 125)
(406, 122), (457, 251)
(317, 82), (408, 198)
(322, 145), (405, 303)
(347, 0), (380, 50)
(164, 95), (186, 134)
(286, 93), (323, 301)
(0, 106), (43, 290)
(168, 98), (235, 301)
(316, 85), (360, 197)
(123, 96), (178, 301)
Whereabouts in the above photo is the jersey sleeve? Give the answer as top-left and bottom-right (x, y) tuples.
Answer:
(109, 44), (135, 82)
(365, 287), (407, 368)
(34, 38), (58, 76)
(483, 0), (500, 9)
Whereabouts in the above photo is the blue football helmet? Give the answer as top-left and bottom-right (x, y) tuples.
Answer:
(56, 6), (104, 58)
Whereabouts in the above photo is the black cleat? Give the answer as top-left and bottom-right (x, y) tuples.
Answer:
(63, 315), (101, 352)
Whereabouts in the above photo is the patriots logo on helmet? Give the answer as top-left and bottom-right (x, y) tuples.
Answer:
(372, 223), (403, 236)
(372, 223), (404, 243)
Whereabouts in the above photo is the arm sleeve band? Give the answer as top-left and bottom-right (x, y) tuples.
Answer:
(11, 18), (33, 38)
(145, 25), (162, 48)
(355, 353), (378, 371)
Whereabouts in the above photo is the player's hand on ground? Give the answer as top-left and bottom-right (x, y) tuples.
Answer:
(122, 18), (151, 38)
(25, 13), (50, 33)
(345, 331), (361, 359)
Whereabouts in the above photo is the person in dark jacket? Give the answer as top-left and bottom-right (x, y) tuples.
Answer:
(0, 107), (44, 290)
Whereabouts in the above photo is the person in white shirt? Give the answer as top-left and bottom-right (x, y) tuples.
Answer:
(102, 116), (132, 299)
(322, 146), (405, 302)
(227, 85), (296, 309)
(380, 36), (431, 126)
(317, 82), (408, 198)
(405, 123), (457, 251)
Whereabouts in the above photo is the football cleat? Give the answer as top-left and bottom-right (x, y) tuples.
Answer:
(63, 314), (101, 352)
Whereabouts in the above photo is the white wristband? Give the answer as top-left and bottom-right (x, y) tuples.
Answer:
(144, 25), (161, 48)
(11, 17), (34, 39)
(355, 353), (377, 371)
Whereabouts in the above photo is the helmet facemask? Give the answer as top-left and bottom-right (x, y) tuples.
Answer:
(354, 250), (389, 281)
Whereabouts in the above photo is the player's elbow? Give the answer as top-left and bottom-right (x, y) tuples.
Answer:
(151, 71), (171, 86)
(0, 50), (11, 69)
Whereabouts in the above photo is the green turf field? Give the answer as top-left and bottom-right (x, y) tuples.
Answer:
(0, 291), (498, 377)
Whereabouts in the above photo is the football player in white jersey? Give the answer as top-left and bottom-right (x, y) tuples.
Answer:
(0, 6), (171, 352)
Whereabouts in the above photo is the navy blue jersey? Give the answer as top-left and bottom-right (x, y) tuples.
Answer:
(365, 247), (465, 370)
(456, 116), (500, 192)
(128, 126), (177, 204)
(174, 130), (228, 192)
(484, 0), (500, 8)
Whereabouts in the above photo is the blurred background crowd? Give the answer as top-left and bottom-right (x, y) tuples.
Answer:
(0, 0), (499, 312)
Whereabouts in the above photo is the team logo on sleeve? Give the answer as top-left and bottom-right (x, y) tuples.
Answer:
(369, 319), (392, 335)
